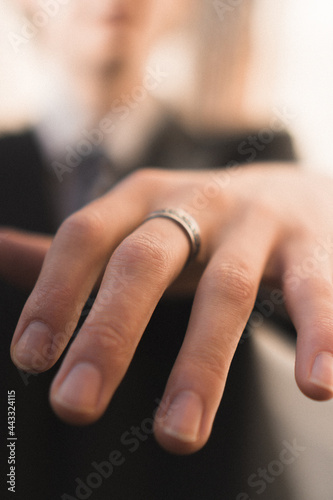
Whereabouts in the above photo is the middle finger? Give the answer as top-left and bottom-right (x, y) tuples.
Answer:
(49, 216), (196, 424)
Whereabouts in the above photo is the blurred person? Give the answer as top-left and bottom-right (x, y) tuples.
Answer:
(180, 0), (255, 132)
(1, 1), (333, 500)
(4, 0), (201, 227)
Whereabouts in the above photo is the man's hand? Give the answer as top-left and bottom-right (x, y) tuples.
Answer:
(9, 165), (333, 454)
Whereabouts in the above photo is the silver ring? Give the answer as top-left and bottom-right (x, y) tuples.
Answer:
(144, 208), (201, 262)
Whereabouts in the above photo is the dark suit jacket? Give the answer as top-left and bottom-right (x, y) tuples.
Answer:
(0, 123), (296, 500)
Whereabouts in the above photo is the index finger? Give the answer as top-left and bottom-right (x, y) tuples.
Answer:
(10, 170), (156, 372)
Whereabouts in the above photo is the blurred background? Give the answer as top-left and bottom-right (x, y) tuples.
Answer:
(0, 0), (333, 172)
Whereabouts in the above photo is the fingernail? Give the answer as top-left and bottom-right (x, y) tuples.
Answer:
(53, 363), (102, 414)
(12, 321), (52, 371)
(309, 352), (333, 394)
(157, 391), (203, 443)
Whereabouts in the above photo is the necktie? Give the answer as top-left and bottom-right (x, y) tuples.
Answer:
(59, 149), (117, 220)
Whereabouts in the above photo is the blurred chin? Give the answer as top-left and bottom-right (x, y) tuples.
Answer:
(62, 27), (132, 71)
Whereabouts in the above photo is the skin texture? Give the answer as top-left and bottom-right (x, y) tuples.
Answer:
(7, 165), (333, 455)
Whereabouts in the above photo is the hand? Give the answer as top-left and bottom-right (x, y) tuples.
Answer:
(10, 165), (333, 454)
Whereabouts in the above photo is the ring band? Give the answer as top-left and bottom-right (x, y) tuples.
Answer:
(144, 208), (201, 262)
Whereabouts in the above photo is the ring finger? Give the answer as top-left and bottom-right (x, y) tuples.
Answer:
(154, 208), (279, 453)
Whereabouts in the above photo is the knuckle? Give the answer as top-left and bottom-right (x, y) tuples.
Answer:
(126, 168), (170, 200)
(114, 233), (174, 282)
(311, 315), (333, 335)
(129, 167), (165, 184)
(127, 168), (157, 192)
(306, 277), (333, 297)
(206, 260), (257, 306)
(183, 345), (228, 386)
(129, 167), (153, 183)
(303, 325), (333, 361)
(28, 280), (77, 316)
(83, 319), (133, 358)
(251, 199), (276, 223)
(306, 312), (333, 347)
(60, 210), (106, 245)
